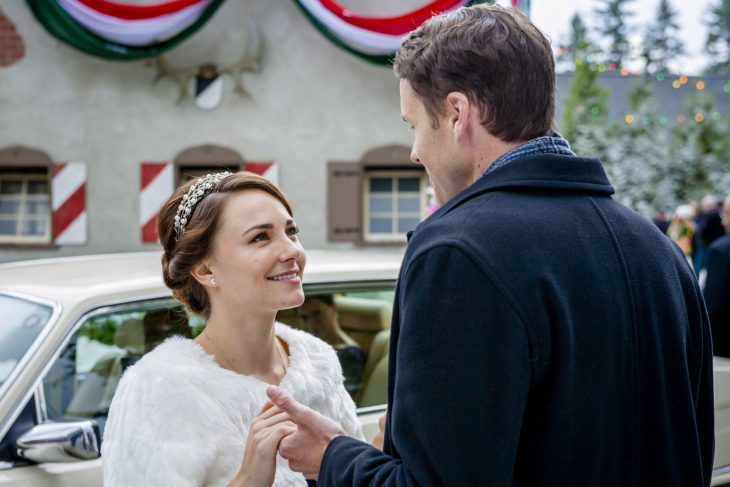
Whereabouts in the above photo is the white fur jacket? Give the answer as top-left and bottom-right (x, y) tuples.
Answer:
(101, 323), (363, 487)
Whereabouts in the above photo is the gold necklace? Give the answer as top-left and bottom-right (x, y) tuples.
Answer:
(202, 329), (287, 375)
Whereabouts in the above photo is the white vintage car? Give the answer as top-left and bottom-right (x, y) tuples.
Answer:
(0, 251), (728, 485)
(0, 250), (400, 486)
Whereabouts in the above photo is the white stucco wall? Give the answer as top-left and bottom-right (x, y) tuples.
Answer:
(0, 0), (426, 263)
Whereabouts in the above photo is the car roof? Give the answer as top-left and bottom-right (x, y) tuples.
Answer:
(0, 249), (404, 305)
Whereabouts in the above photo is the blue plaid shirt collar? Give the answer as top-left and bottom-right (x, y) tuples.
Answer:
(482, 131), (575, 178)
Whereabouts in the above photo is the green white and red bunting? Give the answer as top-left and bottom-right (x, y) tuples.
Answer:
(294, 0), (491, 64)
(27, 0), (495, 63)
(27, 0), (225, 60)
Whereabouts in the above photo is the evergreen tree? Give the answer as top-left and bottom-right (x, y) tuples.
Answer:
(557, 13), (595, 71)
(670, 92), (730, 200)
(561, 59), (609, 143)
(641, 0), (684, 74)
(571, 84), (730, 215)
(706, 0), (730, 73)
(598, 79), (675, 214)
(593, 0), (634, 68)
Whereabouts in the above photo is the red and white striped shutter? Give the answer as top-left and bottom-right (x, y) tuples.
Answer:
(140, 162), (174, 243)
(51, 162), (87, 245)
(244, 162), (278, 185)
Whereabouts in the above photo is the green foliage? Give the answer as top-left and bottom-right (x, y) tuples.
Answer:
(561, 59), (610, 142)
(641, 0), (683, 74)
(706, 0), (730, 73)
(670, 92), (730, 200)
(79, 316), (117, 345)
(570, 78), (730, 214)
(593, 0), (634, 68)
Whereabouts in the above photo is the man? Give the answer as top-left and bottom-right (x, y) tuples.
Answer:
(651, 209), (670, 234)
(695, 194), (726, 274)
(267, 4), (714, 485)
(704, 195), (730, 357)
(297, 296), (366, 398)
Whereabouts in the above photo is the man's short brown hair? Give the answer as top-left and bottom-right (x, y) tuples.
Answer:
(393, 4), (555, 142)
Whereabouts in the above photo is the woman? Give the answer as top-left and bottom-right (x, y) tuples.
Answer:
(102, 172), (362, 486)
(668, 204), (696, 266)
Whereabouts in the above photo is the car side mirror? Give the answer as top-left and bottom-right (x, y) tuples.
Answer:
(15, 420), (100, 463)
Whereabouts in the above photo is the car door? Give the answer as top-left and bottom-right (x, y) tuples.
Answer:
(0, 297), (191, 486)
(0, 282), (395, 485)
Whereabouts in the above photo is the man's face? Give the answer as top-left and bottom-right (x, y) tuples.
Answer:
(399, 79), (475, 206)
(297, 298), (337, 339)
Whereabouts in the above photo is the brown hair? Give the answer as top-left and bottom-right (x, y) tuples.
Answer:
(157, 171), (293, 318)
(393, 3), (555, 142)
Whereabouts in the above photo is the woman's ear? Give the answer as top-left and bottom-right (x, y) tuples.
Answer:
(191, 260), (216, 287)
(445, 91), (471, 141)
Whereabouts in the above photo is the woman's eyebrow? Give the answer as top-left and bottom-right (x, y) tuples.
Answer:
(242, 219), (295, 236)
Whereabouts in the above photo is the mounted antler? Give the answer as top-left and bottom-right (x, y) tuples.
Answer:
(220, 18), (263, 97)
(151, 18), (264, 107)
(153, 56), (197, 104)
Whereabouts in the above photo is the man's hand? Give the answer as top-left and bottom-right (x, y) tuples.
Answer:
(266, 386), (346, 479)
(370, 412), (387, 450)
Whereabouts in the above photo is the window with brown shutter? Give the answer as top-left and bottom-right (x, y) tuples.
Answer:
(327, 145), (431, 245)
(327, 162), (362, 242)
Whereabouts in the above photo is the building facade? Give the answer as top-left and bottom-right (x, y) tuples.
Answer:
(0, 0), (433, 263)
(2, 1), (728, 263)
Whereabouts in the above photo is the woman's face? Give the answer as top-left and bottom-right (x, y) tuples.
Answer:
(206, 189), (306, 314)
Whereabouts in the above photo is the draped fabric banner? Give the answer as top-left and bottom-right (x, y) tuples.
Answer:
(58, 0), (213, 46)
(76, 0), (205, 19)
(29, 0), (496, 63)
(293, 0), (491, 65)
(26, 0), (225, 60)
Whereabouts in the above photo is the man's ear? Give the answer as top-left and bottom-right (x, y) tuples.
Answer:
(191, 260), (215, 287)
(445, 91), (471, 140)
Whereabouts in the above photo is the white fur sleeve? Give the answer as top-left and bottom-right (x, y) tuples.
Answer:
(101, 367), (218, 486)
(330, 354), (365, 441)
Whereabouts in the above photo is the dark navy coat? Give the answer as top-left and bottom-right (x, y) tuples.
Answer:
(705, 235), (730, 357)
(319, 154), (714, 486)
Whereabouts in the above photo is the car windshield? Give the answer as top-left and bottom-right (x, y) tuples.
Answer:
(0, 294), (53, 387)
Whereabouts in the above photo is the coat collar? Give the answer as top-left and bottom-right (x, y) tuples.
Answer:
(434, 154), (615, 218)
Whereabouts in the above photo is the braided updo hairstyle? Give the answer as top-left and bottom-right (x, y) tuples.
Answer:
(157, 171), (293, 318)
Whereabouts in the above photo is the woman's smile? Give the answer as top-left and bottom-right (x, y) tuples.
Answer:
(267, 269), (301, 283)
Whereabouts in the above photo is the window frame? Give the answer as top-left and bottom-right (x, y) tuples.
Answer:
(0, 171), (52, 244)
(31, 281), (395, 427)
(30, 295), (175, 425)
(0, 146), (54, 247)
(363, 170), (429, 243)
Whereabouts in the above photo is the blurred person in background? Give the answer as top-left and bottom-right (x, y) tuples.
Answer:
(297, 296), (365, 399)
(651, 209), (670, 234)
(694, 194), (726, 275)
(703, 195), (730, 357)
(668, 204), (696, 265)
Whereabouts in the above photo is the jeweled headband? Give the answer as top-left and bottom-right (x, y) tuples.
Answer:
(174, 172), (231, 241)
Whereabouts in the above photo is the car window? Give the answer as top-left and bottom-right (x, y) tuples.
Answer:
(278, 286), (394, 409)
(42, 300), (195, 440)
(0, 294), (53, 387)
(40, 285), (395, 443)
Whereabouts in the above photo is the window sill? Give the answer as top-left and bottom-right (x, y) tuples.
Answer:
(357, 240), (407, 247)
(0, 242), (58, 249)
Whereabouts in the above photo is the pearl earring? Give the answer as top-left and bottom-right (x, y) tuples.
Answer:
(210, 278), (217, 285)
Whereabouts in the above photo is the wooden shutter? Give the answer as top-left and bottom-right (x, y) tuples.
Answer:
(327, 162), (361, 242)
